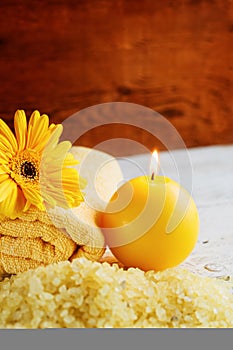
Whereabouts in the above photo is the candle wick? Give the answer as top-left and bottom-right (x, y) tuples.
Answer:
(151, 172), (155, 181)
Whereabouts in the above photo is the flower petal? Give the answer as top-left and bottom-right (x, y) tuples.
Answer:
(63, 153), (79, 166)
(0, 149), (11, 164)
(42, 125), (63, 154)
(22, 200), (31, 212)
(0, 181), (26, 219)
(31, 115), (49, 148)
(41, 191), (59, 207)
(34, 126), (59, 153)
(27, 113), (49, 150)
(22, 187), (45, 210)
(0, 177), (16, 202)
(0, 118), (18, 153)
(26, 110), (41, 148)
(0, 173), (10, 183)
(0, 135), (15, 152)
(14, 110), (27, 151)
(62, 167), (80, 180)
(47, 141), (71, 160)
(48, 123), (56, 131)
(0, 164), (10, 174)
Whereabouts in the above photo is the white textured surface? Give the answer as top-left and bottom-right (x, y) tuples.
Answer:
(117, 145), (233, 278)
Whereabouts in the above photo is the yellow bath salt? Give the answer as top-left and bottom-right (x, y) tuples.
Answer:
(0, 257), (232, 328)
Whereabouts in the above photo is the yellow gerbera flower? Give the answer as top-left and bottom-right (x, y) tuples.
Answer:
(0, 110), (85, 219)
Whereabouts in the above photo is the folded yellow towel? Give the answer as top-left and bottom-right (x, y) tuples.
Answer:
(0, 208), (77, 274)
(0, 147), (122, 276)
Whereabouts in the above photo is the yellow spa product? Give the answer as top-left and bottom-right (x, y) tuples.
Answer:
(0, 145), (122, 275)
(99, 175), (199, 271)
(0, 207), (77, 275)
(0, 111), (123, 276)
(0, 257), (232, 328)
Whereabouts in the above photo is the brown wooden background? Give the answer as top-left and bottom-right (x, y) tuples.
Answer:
(0, 0), (232, 155)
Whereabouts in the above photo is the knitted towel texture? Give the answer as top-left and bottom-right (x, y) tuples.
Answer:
(0, 208), (77, 275)
(0, 147), (122, 276)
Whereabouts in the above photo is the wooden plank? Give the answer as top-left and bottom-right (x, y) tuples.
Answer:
(0, 0), (232, 155)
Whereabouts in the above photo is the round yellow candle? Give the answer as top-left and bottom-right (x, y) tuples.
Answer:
(98, 152), (199, 271)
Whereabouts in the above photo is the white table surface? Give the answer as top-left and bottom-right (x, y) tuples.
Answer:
(116, 145), (233, 278)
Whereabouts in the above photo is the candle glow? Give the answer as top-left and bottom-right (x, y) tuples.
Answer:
(150, 149), (159, 181)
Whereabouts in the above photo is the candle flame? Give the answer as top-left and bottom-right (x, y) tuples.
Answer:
(150, 150), (159, 181)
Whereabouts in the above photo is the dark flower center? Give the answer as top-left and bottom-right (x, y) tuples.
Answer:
(20, 161), (37, 179)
